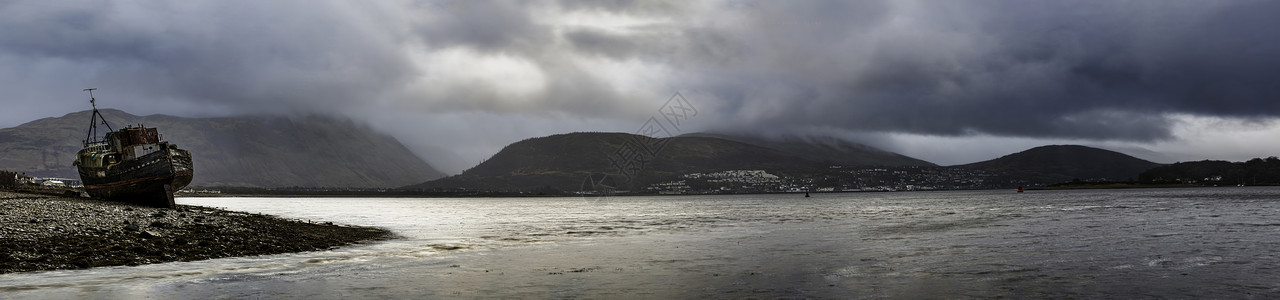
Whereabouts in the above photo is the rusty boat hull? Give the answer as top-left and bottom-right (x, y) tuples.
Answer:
(74, 90), (194, 209)
(78, 146), (193, 208)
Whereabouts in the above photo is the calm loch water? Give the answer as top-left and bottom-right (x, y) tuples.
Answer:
(3, 188), (1279, 298)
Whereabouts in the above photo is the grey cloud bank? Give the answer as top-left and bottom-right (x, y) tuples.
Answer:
(2, 0), (1278, 172)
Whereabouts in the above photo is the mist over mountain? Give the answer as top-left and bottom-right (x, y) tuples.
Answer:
(0, 110), (1181, 193)
(679, 133), (936, 167)
(958, 145), (1162, 184)
(0, 109), (443, 188)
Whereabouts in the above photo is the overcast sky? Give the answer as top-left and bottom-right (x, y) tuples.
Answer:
(3, 0), (1278, 174)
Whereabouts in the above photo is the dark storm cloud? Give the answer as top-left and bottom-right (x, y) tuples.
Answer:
(0, 1), (412, 117)
(412, 1), (547, 52)
(563, 27), (642, 59)
(679, 1), (1280, 141)
(2, 0), (1278, 147)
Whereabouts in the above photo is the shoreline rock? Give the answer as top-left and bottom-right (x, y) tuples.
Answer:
(0, 191), (392, 274)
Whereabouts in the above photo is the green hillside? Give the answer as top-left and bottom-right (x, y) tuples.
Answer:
(959, 145), (1161, 184)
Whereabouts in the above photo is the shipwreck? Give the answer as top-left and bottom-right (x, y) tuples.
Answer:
(72, 88), (194, 208)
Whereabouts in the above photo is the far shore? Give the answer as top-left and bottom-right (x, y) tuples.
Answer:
(0, 191), (392, 274)
(169, 183), (1259, 198)
(1031, 182), (1269, 191)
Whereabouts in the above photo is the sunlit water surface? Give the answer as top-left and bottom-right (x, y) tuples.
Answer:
(3, 188), (1280, 298)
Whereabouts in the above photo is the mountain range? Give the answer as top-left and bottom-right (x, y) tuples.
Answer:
(0, 109), (443, 188)
(1, 110), (1169, 192)
(407, 132), (826, 192)
(407, 132), (1161, 192)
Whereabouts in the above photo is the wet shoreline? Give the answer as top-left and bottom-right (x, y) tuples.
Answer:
(0, 191), (392, 274)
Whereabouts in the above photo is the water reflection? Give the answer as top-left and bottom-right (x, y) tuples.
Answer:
(2, 188), (1279, 298)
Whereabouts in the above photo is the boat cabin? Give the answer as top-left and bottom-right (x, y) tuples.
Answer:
(107, 126), (163, 160)
(73, 126), (168, 169)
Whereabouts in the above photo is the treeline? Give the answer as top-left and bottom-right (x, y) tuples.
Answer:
(1139, 157), (1280, 185)
(184, 186), (561, 197)
(1, 170), (17, 187)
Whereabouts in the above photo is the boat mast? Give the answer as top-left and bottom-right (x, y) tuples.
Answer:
(83, 88), (114, 146)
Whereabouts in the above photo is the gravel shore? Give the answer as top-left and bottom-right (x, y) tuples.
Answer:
(0, 191), (392, 273)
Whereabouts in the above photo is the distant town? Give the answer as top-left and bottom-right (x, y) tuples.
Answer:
(636, 166), (1022, 195)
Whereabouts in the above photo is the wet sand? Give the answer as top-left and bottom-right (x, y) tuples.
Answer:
(0, 191), (391, 274)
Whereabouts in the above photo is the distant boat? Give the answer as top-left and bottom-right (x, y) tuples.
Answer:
(72, 89), (194, 208)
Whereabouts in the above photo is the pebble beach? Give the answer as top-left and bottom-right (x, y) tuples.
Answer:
(0, 191), (391, 273)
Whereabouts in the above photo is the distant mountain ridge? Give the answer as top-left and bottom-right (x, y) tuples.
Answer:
(408, 131), (936, 192)
(412, 134), (1173, 192)
(0, 109), (444, 188)
(958, 145), (1161, 183)
(1139, 157), (1280, 185)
